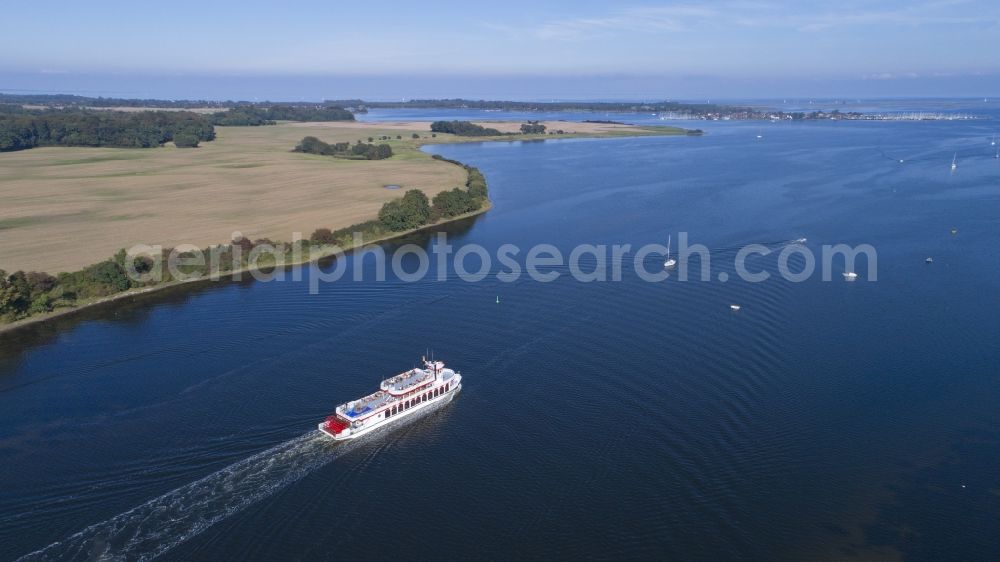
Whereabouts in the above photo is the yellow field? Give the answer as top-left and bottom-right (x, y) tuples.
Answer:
(0, 122), (470, 273)
(0, 120), (678, 273)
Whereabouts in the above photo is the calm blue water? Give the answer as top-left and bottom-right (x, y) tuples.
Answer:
(2, 107), (1000, 561)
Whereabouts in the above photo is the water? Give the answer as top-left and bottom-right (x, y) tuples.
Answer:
(2, 105), (1000, 560)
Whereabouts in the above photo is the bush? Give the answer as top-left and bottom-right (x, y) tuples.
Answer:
(173, 133), (200, 148)
(311, 228), (336, 244)
(520, 121), (546, 134)
(294, 137), (389, 159)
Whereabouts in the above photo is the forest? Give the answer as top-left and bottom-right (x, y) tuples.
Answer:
(429, 120), (503, 136)
(212, 105), (355, 126)
(0, 107), (216, 151)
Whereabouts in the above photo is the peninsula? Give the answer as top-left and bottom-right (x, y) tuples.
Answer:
(0, 100), (693, 328)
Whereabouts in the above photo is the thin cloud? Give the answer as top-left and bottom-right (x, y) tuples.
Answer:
(504, 1), (999, 41)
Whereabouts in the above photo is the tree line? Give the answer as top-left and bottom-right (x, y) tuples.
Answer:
(293, 136), (393, 160)
(1, 240), (299, 323)
(311, 160), (489, 245)
(0, 107), (216, 151)
(212, 105), (355, 126)
(430, 120), (503, 136)
(0, 152), (488, 325)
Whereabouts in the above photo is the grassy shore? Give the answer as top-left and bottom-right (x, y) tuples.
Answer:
(0, 199), (492, 334)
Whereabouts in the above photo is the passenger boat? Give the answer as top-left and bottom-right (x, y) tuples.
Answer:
(318, 358), (462, 440)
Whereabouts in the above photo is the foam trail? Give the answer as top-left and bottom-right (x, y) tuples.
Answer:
(17, 430), (345, 562)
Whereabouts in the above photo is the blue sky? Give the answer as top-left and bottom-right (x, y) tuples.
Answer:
(2, 0), (999, 99)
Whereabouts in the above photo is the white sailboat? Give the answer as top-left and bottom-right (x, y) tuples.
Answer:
(991, 134), (996, 147)
(664, 234), (677, 269)
(951, 153), (957, 171)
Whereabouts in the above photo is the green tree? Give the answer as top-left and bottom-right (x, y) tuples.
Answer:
(520, 121), (546, 134)
(378, 189), (431, 231)
(311, 228), (336, 244)
(84, 260), (130, 293)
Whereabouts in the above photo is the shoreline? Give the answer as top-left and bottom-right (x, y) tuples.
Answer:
(0, 124), (686, 336)
(0, 200), (491, 335)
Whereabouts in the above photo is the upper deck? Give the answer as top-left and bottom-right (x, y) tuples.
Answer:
(335, 360), (456, 420)
(381, 360), (447, 395)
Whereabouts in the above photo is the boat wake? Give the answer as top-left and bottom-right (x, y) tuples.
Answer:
(16, 430), (347, 562)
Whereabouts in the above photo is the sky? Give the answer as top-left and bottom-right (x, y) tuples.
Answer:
(2, 0), (999, 100)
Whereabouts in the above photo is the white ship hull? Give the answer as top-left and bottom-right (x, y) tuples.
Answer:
(319, 383), (461, 440)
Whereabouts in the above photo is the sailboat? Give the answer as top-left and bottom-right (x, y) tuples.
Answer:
(951, 153), (957, 171)
(664, 235), (677, 269)
(991, 134), (996, 147)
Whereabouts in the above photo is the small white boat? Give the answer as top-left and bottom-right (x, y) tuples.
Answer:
(992, 134), (996, 147)
(951, 153), (957, 171)
(664, 234), (677, 269)
(925, 257), (934, 263)
(843, 272), (859, 281)
(730, 304), (741, 311)
(794, 237), (807, 244)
